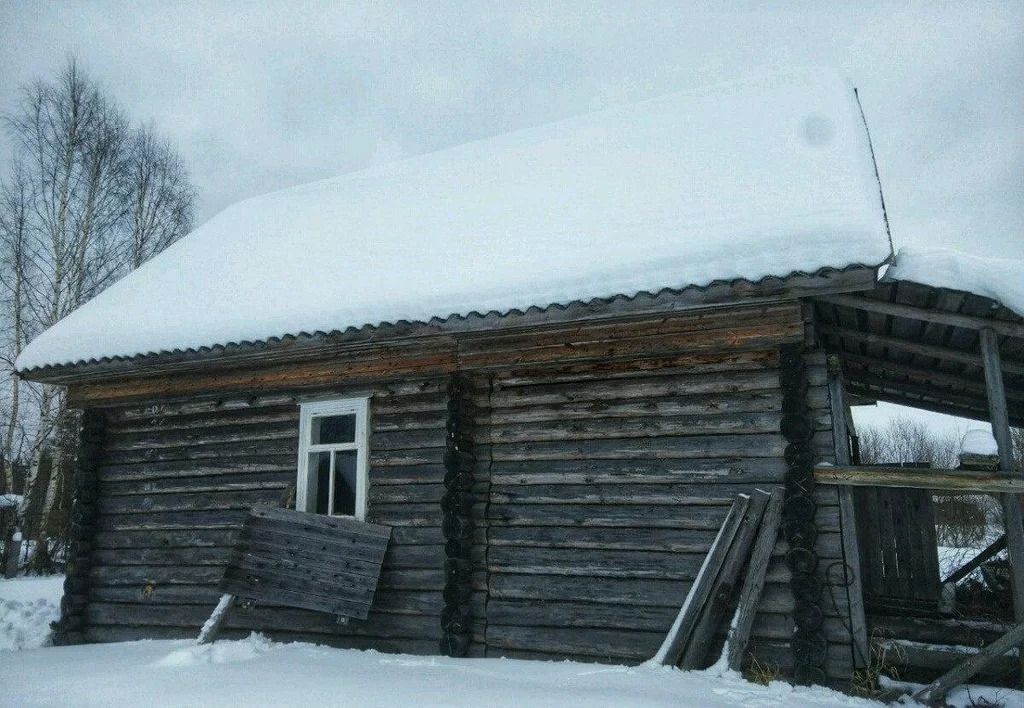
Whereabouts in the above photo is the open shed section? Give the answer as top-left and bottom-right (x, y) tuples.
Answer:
(811, 250), (1024, 688)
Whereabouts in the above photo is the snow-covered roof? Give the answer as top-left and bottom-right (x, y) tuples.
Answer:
(960, 429), (999, 457)
(884, 247), (1024, 319)
(16, 69), (891, 373)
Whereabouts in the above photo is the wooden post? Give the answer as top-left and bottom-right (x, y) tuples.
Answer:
(4, 532), (21, 578)
(979, 327), (1024, 686)
(827, 358), (870, 669)
(196, 593), (235, 645)
(913, 620), (1024, 705)
(727, 488), (785, 671)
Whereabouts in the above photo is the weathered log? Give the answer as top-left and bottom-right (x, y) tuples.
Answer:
(653, 494), (750, 665)
(681, 489), (770, 669)
(913, 620), (1024, 705)
(814, 464), (1024, 494)
(487, 625), (664, 661)
(727, 487), (785, 670)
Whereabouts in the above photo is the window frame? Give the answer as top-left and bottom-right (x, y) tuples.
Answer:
(295, 396), (370, 520)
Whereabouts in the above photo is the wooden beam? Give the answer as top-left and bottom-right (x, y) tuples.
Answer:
(819, 294), (1024, 339)
(979, 327), (1024, 689)
(652, 494), (750, 666)
(815, 465), (1024, 494)
(841, 353), (1024, 403)
(827, 361), (870, 669)
(819, 324), (1024, 378)
(844, 372), (1000, 419)
(845, 383), (992, 426)
(912, 620), (1024, 705)
(942, 534), (1007, 586)
(727, 488), (784, 671)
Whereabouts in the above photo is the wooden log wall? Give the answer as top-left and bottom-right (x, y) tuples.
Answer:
(52, 409), (105, 645)
(459, 305), (854, 681)
(64, 300), (856, 681)
(84, 377), (450, 654)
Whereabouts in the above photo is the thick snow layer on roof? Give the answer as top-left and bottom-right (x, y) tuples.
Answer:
(16, 69), (891, 372)
(960, 429), (998, 457)
(884, 247), (1024, 319)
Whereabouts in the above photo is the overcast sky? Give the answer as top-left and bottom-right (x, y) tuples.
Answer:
(2, 1), (1022, 260)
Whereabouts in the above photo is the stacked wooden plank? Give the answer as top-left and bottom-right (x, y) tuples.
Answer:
(653, 488), (784, 669)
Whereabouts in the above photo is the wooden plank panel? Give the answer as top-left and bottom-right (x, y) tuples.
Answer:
(219, 508), (391, 621)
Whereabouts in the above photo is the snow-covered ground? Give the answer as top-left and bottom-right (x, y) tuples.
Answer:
(0, 574), (1019, 707)
(1, 635), (882, 708)
(0, 575), (62, 651)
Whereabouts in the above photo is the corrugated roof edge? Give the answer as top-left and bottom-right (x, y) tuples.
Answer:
(20, 263), (883, 384)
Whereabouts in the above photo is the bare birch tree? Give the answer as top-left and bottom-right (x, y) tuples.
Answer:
(0, 57), (196, 571)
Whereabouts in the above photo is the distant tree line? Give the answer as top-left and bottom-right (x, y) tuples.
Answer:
(0, 58), (196, 573)
(857, 415), (1024, 551)
(857, 415), (1024, 470)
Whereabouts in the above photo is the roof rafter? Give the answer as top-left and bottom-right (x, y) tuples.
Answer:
(819, 294), (1024, 339)
(818, 324), (1024, 378)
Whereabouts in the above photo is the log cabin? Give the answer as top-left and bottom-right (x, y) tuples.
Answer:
(15, 70), (1024, 691)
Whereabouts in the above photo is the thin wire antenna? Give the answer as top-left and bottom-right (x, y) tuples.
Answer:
(853, 86), (894, 259)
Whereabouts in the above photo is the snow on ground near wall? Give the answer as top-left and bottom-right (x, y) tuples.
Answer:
(0, 575), (63, 651)
(884, 246), (1024, 319)
(0, 493), (23, 509)
(16, 68), (891, 372)
(0, 636), (887, 708)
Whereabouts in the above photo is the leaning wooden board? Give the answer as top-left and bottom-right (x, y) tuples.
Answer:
(219, 506), (392, 620)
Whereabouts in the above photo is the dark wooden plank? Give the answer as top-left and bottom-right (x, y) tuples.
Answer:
(91, 547), (234, 566)
(943, 534), (1008, 585)
(681, 489), (770, 669)
(486, 625), (665, 661)
(487, 503), (730, 530)
(728, 487), (784, 670)
(489, 456), (788, 482)
(654, 494), (750, 665)
(488, 369), (790, 408)
(487, 547), (707, 580)
(488, 481), (836, 506)
(92, 528), (240, 549)
(486, 600), (677, 632)
(482, 411), (805, 443)
(489, 434), (786, 462)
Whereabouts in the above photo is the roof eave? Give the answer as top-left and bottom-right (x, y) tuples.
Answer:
(22, 264), (882, 387)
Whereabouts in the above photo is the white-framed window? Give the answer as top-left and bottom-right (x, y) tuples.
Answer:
(295, 397), (370, 520)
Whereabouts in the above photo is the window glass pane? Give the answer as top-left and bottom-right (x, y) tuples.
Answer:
(311, 451), (331, 514)
(332, 450), (358, 516)
(311, 414), (356, 445)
